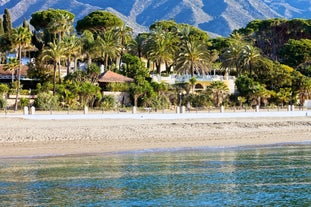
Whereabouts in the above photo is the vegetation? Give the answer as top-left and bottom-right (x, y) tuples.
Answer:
(0, 8), (310, 111)
(76, 11), (123, 34)
(11, 26), (32, 110)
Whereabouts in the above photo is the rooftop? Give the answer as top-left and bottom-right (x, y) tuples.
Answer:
(98, 70), (133, 83)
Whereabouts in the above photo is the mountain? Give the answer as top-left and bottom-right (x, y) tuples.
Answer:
(1, 0), (311, 37)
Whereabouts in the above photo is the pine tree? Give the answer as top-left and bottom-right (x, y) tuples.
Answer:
(0, 18), (4, 36)
(3, 9), (12, 33)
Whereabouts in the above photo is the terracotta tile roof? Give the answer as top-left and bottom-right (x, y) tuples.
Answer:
(0, 64), (29, 76)
(98, 70), (133, 83)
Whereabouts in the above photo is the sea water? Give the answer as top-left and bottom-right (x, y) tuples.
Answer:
(1, 145), (311, 206)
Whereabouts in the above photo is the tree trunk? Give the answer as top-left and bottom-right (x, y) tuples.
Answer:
(74, 57), (78, 71)
(66, 58), (70, 75)
(58, 61), (61, 84)
(191, 63), (195, 77)
(105, 55), (109, 70)
(156, 61), (161, 74)
(14, 47), (22, 111)
(235, 62), (240, 77)
(58, 32), (62, 43)
(165, 61), (171, 74)
(249, 61), (252, 77)
(53, 63), (57, 95)
(11, 71), (14, 84)
(118, 51), (123, 69)
(87, 55), (92, 66)
(134, 95), (138, 107)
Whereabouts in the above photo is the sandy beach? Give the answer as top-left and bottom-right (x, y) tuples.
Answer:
(0, 111), (311, 158)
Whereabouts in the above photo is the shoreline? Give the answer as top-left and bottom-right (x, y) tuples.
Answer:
(2, 141), (311, 160)
(1, 112), (311, 158)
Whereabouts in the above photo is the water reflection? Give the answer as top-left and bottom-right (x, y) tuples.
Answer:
(1, 146), (311, 206)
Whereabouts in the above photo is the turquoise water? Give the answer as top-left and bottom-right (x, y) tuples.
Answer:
(1, 145), (311, 206)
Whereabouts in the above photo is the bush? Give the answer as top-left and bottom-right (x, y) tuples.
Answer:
(0, 84), (9, 95)
(20, 89), (30, 95)
(101, 95), (115, 110)
(19, 98), (29, 108)
(106, 82), (129, 92)
(36, 82), (53, 93)
(34, 92), (59, 110)
(188, 93), (212, 108)
(0, 97), (7, 109)
(150, 94), (170, 110)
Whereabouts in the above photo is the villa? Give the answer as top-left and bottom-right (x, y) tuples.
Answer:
(151, 73), (236, 94)
(98, 70), (134, 106)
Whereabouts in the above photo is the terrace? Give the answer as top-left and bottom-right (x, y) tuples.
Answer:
(151, 74), (236, 93)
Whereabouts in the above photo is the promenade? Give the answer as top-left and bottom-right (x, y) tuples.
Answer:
(1, 108), (310, 120)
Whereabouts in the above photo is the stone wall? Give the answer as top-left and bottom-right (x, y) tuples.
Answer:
(102, 91), (132, 107)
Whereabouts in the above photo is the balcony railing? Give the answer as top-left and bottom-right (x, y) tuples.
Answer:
(151, 74), (235, 84)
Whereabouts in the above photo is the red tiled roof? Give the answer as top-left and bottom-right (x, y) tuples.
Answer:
(98, 70), (133, 83)
(0, 64), (29, 76)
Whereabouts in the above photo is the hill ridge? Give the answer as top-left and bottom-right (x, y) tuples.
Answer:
(0, 0), (310, 36)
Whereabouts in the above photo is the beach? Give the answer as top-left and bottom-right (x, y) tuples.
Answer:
(0, 111), (311, 157)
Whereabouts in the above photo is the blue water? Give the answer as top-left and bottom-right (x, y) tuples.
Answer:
(1, 145), (311, 206)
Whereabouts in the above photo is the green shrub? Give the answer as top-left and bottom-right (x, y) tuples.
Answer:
(106, 82), (129, 92)
(19, 98), (29, 108)
(150, 94), (170, 110)
(20, 89), (30, 95)
(9, 89), (15, 95)
(36, 82), (53, 93)
(188, 93), (212, 108)
(34, 92), (59, 110)
(101, 95), (115, 110)
(0, 97), (7, 109)
(0, 84), (9, 95)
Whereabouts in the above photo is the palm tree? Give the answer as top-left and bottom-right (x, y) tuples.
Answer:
(77, 81), (101, 107)
(128, 33), (149, 60)
(47, 12), (73, 42)
(114, 25), (133, 68)
(62, 35), (81, 74)
(297, 76), (311, 106)
(130, 79), (153, 107)
(41, 41), (66, 95)
(177, 24), (192, 42)
(85, 63), (101, 83)
(220, 33), (246, 76)
(221, 42), (244, 76)
(80, 30), (99, 65)
(10, 26), (32, 111)
(147, 26), (178, 74)
(97, 29), (121, 70)
(3, 57), (18, 84)
(239, 45), (261, 77)
(176, 39), (212, 77)
(206, 81), (229, 107)
(188, 77), (197, 93)
(249, 83), (271, 107)
(237, 96), (247, 108)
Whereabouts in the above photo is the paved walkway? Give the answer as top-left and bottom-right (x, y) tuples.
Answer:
(1, 110), (310, 120)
